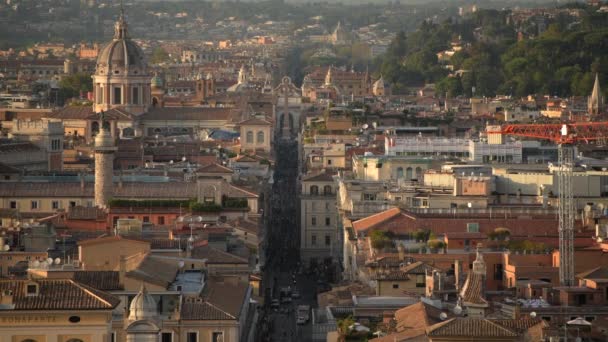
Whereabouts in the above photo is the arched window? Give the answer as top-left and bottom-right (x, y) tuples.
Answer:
(323, 185), (332, 195)
(257, 131), (264, 144)
(152, 97), (159, 107)
(246, 131), (254, 143)
(21, 340), (37, 342)
(102, 121), (110, 130)
(91, 121), (100, 136)
(310, 185), (319, 195)
(406, 167), (413, 180)
(66, 339), (84, 342)
(396, 167), (404, 179)
(415, 167), (422, 180)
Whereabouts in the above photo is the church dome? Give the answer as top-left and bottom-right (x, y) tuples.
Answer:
(128, 284), (157, 321)
(96, 12), (147, 76)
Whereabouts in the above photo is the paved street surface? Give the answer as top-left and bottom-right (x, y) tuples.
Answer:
(256, 137), (318, 342)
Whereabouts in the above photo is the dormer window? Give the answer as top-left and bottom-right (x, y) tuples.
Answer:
(25, 283), (39, 296)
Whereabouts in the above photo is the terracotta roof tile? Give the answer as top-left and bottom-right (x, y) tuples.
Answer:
(576, 266), (608, 281)
(125, 254), (179, 288)
(460, 272), (487, 306)
(0, 279), (120, 310)
(181, 299), (236, 320)
(67, 206), (106, 220)
(239, 117), (271, 126)
(191, 245), (248, 264)
(427, 318), (518, 337)
(197, 163), (234, 174)
(372, 271), (410, 281)
(73, 271), (123, 291)
(394, 302), (446, 333)
(302, 171), (336, 182)
(78, 235), (150, 247)
(352, 208), (402, 232)
(203, 276), (250, 319)
(140, 107), (237, 121)
(400, 261), (435, 275)
(491, 318), (544, 333)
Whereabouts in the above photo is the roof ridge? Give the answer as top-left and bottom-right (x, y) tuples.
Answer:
(228, 184), (258, 198)
(203, 300), (236, 319)
(206, 245), (248, 262)
(69, 279), (114, 308)
(484, 319), (519, 336)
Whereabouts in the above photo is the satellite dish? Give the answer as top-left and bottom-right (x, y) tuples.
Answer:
(530, 311), (537, 318)
(362, 124), (369, 129)
(54, 258), (61, 265)
(32, 260), (40, 268)
(46, 257), (53, 265)
(195, 216), (203, 223)
(178, 261), (185, 268)
(3, 245), (9, 251)
(453, 305), (463, 315)
(439, 312), (447, 320)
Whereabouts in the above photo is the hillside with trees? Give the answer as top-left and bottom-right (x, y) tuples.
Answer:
(377, 4), (608, 98)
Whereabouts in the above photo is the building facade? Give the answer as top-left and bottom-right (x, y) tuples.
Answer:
(300, 172), (340, 267)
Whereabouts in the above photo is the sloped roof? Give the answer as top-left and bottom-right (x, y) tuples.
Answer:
(352, 208), (402, 232)
(401, 261), (439, 275)
(73, 271), (123, 291)
(191, 245), (248, 264)
(372, 271), (410, 281)
(224, 184), (258, 198)
(491, 318), (544, 334)
(0, 141), (41, 154)
(239, 117), (271, 126)
(78, 235), (150, 247)
(369, 328), (426, 342)
(0, 182), (197, 199)
(140, 107), (236, 121)
(47, 107), (133, 121)
(302, 171), (336, 182)
(0, 279), (120, 310)
(125, 254), (179, 288)
(577, 266), (608, 281)
(234, 155), (259, 163)
(67, 206), (106, 221)
(203, 276), (250, 319)
(394, 302), (445, 333)
(460, 272), (488, 306)
(0, 162), (20, 174)
(181, 299), (236, 320)
(197, 163), (234, 174)
(427, 318), (518, 338)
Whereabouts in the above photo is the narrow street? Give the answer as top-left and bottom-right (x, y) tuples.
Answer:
(256, 137), (318, 342)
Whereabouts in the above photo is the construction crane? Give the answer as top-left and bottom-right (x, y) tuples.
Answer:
(488, 122), (608, 286)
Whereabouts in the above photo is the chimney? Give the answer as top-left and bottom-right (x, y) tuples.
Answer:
(0, 289), (14, 309)
(512, 302), (521, 319)
(118, 170), (123, 189)
(119, 255), (126, 288)
(454, 260), (461, 290)
(398, 243), (405, 261)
